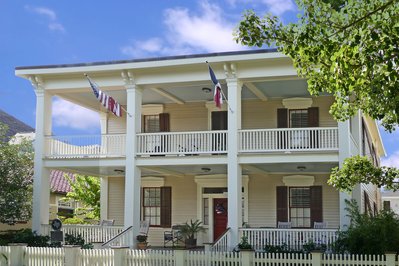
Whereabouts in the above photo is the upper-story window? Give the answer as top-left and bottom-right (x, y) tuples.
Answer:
(144, 115), (160, 133)
(289, 109), (308, 128)
(277, 107), (319, 128)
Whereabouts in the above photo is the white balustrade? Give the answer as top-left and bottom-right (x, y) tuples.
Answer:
(240, 228), (339, 251)
(42, 224), (124, 244)
(136, 130), (228, 156)
(44, 134), (126, 158)
(211, 228), (231, 252)
(239, 127), (338, 152)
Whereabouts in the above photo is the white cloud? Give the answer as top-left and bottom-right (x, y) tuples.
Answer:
(381, 151), (399, 168)
(25, 5), (65, 32)
(261, 0), (295, 15)
(121, 0), (246, 57)
(49, 22), (65, 32)
(52, 98), (100, 131)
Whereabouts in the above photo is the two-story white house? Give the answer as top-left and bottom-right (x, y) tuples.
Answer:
(15, 49), (384, 249)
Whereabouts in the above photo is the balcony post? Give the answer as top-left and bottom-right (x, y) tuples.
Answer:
(226, 73), (243, 250)
(338, 121), (351, 229)
(30, 76), (52, 234)
(123, 72), (142, 246)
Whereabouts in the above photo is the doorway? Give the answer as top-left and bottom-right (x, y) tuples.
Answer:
(213, 198), (228, 240)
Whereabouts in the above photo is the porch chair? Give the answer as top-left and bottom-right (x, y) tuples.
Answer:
(100, 219), (115, 226)
(313, 222), (327, 229)
(164, 225), (184, 247)
(139, 220), (150, 236)
(277, 221), (292, 229)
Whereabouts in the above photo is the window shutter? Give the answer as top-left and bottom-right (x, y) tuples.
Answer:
(159, 113), (170, 132)
(307, 107), (319, 127)
(310, 186), (322, 227)
(276, 186), (288, 225)
(160, 186), (172, 227)
(277, 108), (288, 128)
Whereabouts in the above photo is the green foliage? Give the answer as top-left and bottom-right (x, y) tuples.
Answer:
(329, 155), (399, 192)
(180, 219), (205, 240)
(136, 235), (147, 243)
(237, 235), (252, 250)
(264, 243), (290, 253)
(64, 175), (100, 220)
(64, 233), (93, 249)
(0, 229), (49, 247)
(0, 123), (33, 224)
(62, 217), (90, 224)
(235, 0), (399, 131)
(333, 199), (399, 254)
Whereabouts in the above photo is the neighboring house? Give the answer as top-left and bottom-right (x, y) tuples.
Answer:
(381, 190), (399, 214)
(15, 49), (385, 247)
(49, 170), (76, 220)
(0, 110), (34, 231)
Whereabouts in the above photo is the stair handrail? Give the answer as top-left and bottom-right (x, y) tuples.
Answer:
(101, 226), (133, 248)
(211, 227), (231, 252)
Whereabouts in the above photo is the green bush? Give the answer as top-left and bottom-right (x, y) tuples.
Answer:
(0, 229), (49, 247)
(333, 199), (399, 254)
(62, 217), (88, 224)
(64, 234), (93, 249)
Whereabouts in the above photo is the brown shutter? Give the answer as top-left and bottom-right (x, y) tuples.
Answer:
(277, 108), (288, 128)
(160, 187), (172, 227)
(159, 113), (170, 132)
(310, 186), (322, 227)
(307, 107), (319, 127)
(276, 186), (288, 225)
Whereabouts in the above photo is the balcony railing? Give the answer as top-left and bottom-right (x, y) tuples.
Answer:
(136, 130), (228, 156)
(44, 128), (338, 158)
(239, 127), (338, 152)
(44, 134), (126, 158)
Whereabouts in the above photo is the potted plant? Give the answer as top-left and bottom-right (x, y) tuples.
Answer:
(237, 236), (253, 251)
(136, 235), (148, 250)
(180, 219), (205, 249)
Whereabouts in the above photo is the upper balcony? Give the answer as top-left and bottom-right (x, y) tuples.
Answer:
(44, 127), (338, 159)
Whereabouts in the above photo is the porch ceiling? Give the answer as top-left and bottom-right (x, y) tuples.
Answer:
(53, 161), (338, 178)
(54, 79), (313, 111)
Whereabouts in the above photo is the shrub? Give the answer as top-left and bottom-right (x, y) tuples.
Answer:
(62, 217), (88, 224)
(64, 233), (93, 249)
(0, 229), (49, 247)
(237, 236), (252, 250)
(333, 199), (399, 254)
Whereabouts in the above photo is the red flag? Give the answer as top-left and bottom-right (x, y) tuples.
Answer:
(87, 76), (122, 117)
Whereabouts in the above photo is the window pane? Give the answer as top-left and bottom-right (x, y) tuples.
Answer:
(290, 109), (308, 128)
(143, 188), (161, 226)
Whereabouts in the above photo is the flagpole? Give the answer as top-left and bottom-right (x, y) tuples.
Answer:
(205, 62), (234, 114)
(84, 74), (132, 117)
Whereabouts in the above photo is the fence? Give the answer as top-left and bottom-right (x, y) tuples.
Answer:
(1, 245), (397, 266)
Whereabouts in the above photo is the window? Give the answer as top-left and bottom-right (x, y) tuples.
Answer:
(383, 201), (391, 211)
(203, 198), (209, 225)
(143, 188), (161, 225)
(289, 109), (308, 128)
(289, 187), (311, 228)
(142, 187), (171, 227)
(144, 115), (160, 133)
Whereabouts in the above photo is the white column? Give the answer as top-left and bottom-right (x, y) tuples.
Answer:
(123, 78), (142, 245)
(31, 77), (52, 234)
(100, 176), (109, 220)
(99, 112), (108, 134)
(338, 120), (351, 229)
(226, 77), (242, 249)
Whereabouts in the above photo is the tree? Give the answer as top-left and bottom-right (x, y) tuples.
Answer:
(64, 175), (100, 220)
(235, 0), (399, 191)
(0, 124), (33, 224)
(235, 0), (399, 131)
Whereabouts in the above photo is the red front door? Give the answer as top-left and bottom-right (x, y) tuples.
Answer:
(213, 198), (228, 240)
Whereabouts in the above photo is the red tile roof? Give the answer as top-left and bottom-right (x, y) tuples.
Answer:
(50, 170), (75, 194)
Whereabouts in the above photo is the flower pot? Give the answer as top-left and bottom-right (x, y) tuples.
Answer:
(137, 242), (148, 250)
(185, 238), (197, 249)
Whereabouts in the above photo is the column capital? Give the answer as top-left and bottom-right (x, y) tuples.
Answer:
(121, 70), (137, 88)
(29, 75), (46, 96)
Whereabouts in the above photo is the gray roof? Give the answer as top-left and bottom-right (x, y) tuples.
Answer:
(15, 48), (278, 70)
(0, 109), (34, 137)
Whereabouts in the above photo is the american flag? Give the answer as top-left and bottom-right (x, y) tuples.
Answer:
(87, 76), (122, 117)
(208, 65), (223, 108)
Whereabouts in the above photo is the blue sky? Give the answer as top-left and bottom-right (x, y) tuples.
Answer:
(1, 0), (398, 166)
